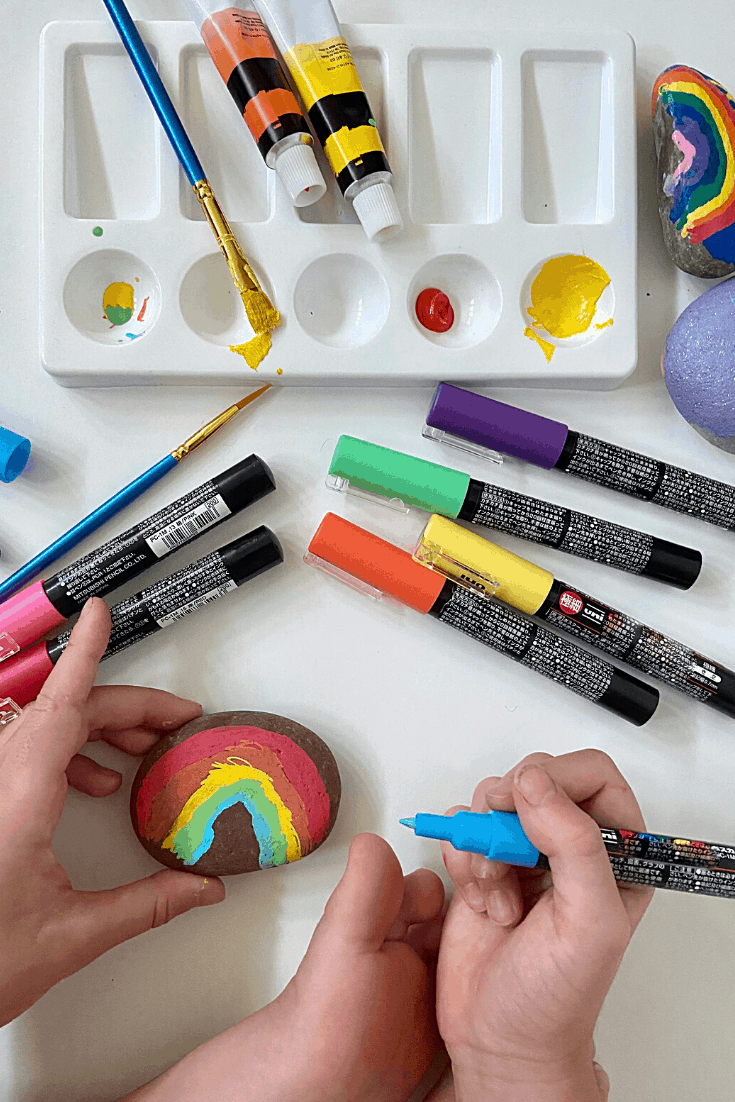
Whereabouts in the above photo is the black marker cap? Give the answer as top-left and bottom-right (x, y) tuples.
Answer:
(599, 667), (659, 726)
(219, 525), (284, 585)
(216, 454), (276, 512)
(642, 537), (702, 590)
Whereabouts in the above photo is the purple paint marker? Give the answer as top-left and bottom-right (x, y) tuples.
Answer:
(424, 383), (735, 533)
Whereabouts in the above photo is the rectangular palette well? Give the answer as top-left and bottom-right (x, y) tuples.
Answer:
(40, 19), (636, 388)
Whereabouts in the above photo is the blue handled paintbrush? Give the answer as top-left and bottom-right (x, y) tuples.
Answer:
(101, 0), (280, 369)
(0, 386), (271, 603)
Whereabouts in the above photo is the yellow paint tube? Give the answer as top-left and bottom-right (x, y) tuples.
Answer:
(256, 0), (402, 240)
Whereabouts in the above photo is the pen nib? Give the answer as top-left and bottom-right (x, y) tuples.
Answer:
(399, 818), (416, 831)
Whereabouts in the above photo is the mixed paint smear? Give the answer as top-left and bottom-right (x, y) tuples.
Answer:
(135, 725), (331, 869)
(653, 65), (735, 261)
(103, 281), (134, 326)
(524, 255), (612, 362)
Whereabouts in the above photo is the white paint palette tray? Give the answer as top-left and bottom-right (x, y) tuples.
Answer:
(40, 19), (636, 388)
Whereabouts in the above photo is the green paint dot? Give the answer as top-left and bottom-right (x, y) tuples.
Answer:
(369, 118), (376, 126)
(105, 306), (133, 326)
(92, 226), (103, 237)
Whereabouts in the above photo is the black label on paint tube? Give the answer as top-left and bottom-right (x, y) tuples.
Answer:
(48, 551), (237, 664)
(600, 827), (735, 871)
(468, 483), (655, 575)
(557, 433), (735, 531)
(44, 482), (232, 617)
(432, 584), (614, 704)
(539, 580), (728, 705)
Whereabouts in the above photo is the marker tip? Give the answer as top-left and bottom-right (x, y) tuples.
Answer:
(399, 817), (416, 830)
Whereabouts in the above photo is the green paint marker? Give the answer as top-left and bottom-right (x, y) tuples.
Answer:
(326, 435), (701, 589)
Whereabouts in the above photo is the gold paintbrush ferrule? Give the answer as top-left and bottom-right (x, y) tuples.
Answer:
(193, 179), (261, 295)
(170, 385), (272, 462)
(171, 404), (241, 462)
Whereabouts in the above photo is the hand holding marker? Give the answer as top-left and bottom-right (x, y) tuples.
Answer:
(0, 387), (271, 604)
(425, 382), (735, 532)
(306, 513), (659, 725)
(0, 456), (275, 660)
(327, 435), (702, 588)
(401, 808), (735, 900)
(415, 514), (735, 718)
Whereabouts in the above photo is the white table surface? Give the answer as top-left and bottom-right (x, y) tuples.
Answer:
(3, 1), (735, 1099)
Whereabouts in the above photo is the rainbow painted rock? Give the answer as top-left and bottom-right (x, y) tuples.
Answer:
(652, 65), (735, 277)
(130, 711), (340, 876)
(663, 278), (735, 453)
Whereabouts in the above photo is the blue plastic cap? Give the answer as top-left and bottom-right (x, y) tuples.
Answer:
(0, 426), (31, 483)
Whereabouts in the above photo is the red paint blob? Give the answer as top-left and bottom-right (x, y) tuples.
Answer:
(415, 288), (454, 333)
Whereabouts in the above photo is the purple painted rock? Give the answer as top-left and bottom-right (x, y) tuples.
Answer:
(663, 278), (735, 453)
(652, 65), (735, 278)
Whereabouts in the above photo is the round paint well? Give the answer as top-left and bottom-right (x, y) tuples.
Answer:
(63, 250), (160, 345)
(521, 254), (615, 351)
(293, 254), (390, 348)
(407, 255), (501, 348)
(180, 253), (243, 346)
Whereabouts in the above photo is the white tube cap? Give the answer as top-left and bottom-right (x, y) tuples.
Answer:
(352, 181), (403, 242)
(274, 142), (327, 207)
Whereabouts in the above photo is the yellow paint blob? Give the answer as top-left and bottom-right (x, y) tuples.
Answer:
(527, 255), (611, 340)
(230, 330), (273, 370)
(102, 281), (134, 326)
(524, 326), (555, 362)
(595, 317), (614, 330)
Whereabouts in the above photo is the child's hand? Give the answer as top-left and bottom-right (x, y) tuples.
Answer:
(435, 750), (651, 1102)
(0, 597), (225, 1027)
(126, 833), (445, 1102)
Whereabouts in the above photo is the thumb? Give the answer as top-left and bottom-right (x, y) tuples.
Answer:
(315, 833), (405, 952)
(62, 871), (225, 968)
(512, 763), (621, 925)
(593, 1062), (610, 1099)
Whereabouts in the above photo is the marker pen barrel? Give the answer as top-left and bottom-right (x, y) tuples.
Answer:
(0, 456), (275, 661)
(306, 513), (659, 726)
(327, 435), (701, 589)
(425, 382), (735, 533)
(0, 526), (282, 709)
(417, 514), (735, 720)
(401, 810), (735, 900)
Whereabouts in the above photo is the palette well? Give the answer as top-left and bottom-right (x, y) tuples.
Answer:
(40, 20), (636, 388)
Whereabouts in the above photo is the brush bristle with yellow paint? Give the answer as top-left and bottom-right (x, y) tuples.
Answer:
(102, 0), (281, 371)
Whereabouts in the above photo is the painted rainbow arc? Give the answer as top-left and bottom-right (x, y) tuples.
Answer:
(653, 65), (735, 261)
(134, 726), (331, 869)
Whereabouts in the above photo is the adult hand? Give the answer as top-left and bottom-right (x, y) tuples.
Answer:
(0, 597), (225, 1027)
(435, 750), (651, 1102)
(126, 833), (445, 1102)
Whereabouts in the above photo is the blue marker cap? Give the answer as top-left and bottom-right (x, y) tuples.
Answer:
(404, 809), (541, 867)
(0, 427), (31, 483)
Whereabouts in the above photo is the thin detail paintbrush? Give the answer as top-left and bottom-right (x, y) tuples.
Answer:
(101, 0), (280, 369)
(0, 386), (272, 603)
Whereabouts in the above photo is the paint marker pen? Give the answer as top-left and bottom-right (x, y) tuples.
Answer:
(184, 1), (326, 206)
(306, 513), (659, 726)
(401, 809), (735, 900)
(425, 382), (735, 533)
(327, 435), (701, 589)
(0, 526), (282, 709)
(415, 514), (735, 719)
(256, 0), (402, 240)
(0, 456), (275, 662)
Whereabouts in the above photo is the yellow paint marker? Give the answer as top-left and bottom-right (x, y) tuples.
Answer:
(413, 515), (735, 720)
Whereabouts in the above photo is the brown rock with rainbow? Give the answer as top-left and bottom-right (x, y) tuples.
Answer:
(130, 712), (340, 876)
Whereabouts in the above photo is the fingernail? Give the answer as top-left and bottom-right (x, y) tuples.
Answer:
(79, 599), (95, 621)
(515, 763), (556, 806)
(463, 882), (487, 914)
(196, 877), (225, 907)
(470, 853), (494, 879)
(593, 1062), (609, 1091)
(485, 889), (517, 926)
(479, 776), (503, 810)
